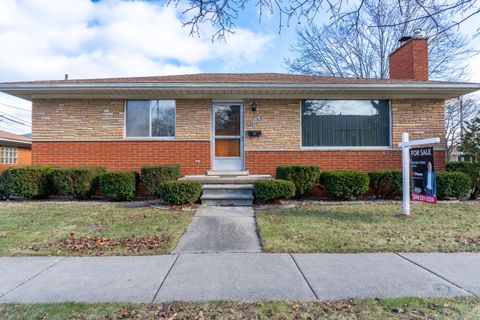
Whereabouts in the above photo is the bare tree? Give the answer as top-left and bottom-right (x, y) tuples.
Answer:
(165, 0), (480, 40)
(284, 0), (474, 80)
(445, 95), (480, 161)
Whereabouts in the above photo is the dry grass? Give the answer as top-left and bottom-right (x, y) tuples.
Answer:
(1, 297), (480, 319)
(256, 202), (480, 253)
(0, 202), (193, 256)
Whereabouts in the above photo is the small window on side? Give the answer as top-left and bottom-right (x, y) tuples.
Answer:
(1, 146), (18, 164)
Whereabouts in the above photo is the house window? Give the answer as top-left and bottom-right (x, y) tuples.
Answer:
(126, 100), (175, 138)
(1, 146), (17, 164)
(302, 100), (391, 147)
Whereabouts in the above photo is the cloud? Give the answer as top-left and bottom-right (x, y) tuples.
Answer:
(0, 0), (272, 133)
(0, 0), (272, 81)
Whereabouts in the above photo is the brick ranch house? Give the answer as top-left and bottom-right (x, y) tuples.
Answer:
(0, 36), (479, 176)
(0, 130), (31, 171)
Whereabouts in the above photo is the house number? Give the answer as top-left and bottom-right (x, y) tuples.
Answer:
(248, 116), (261, 127)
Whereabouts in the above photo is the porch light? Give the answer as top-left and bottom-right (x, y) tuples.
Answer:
(251, 101), (257, 112)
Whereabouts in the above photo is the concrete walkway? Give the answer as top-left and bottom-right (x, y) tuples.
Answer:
(0, 253), (479, 303)
(173, 206), (261, 253)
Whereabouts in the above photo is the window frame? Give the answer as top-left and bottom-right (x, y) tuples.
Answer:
(124, 100), (176, 140)
(300, 99), (393, 150)
(1, 146), (18, 164)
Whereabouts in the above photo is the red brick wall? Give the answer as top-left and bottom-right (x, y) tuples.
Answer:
(32, 142), (446, 176)
(32, 141), (210, 175)
(246, 150), (446, 175)
(0, 146), (32, 171)
(389, 38), (428, 81)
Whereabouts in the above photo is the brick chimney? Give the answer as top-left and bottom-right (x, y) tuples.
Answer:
(389, 30), (429, 81)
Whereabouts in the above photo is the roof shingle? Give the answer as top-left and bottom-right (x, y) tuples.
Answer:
(4, 73), (470, 85)
(0, 130), (31, 143)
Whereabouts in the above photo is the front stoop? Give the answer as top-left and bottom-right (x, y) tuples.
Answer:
(181, 172), (272, 206)
(201, 184), (254, 206)
(206, 170), (249, 176)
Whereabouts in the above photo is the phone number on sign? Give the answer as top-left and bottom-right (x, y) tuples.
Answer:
(412, 193), (437, 204)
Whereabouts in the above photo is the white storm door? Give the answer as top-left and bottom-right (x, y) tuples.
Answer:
(212, 104), (244, 171)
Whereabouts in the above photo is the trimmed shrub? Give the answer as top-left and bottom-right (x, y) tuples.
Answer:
(51, 167), (106, 200)
(276, 165), (320, 197)
(368, 169), (403, 199)
(253, 179), (296, 202)
(320, 170), (370, 200)
(158, 180), (202, 205)
(140, 164), (180, 196)
(1, 165), (55, 199)
(447, 162), (480, 199)
(99, 170), (136, 201)
(436, 171), (471, 200)
(0, 174), (8, 200)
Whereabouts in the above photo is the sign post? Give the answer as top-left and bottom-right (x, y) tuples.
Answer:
(402, 133), (411, 215)
(398, 133), (440, 216)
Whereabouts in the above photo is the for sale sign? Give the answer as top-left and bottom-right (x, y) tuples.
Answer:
(410, 147), (436, 204)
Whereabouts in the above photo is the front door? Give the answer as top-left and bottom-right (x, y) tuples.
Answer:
(212, 103), (244, 171)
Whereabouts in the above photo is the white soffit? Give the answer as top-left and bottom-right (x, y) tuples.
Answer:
(0, 82), (479, 100)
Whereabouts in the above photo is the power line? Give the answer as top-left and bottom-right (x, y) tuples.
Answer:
(0, 111), (31, 125)
(0, 115), (31, 127)
(0, 118), (30, 132)
(0, 102), (31, 112)
(0, 120), (28, 133)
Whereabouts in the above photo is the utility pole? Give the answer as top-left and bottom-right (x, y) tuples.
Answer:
(459, 96), (464, 140)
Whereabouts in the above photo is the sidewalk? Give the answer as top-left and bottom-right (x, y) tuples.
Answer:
(173, 206), (261, 253)
(0, 252), (479, 303)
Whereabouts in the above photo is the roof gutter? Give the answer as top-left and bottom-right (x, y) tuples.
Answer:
(0, 138), (31, 147)
(1, 82), (479, 101)
(1, 82), (479, 90)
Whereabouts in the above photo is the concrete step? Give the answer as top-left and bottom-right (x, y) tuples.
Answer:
(202, 189), (252, 197)
(207, 170), (249, 176)
(200, 183), (254, 206)
(201, 193), (253, 200)
(182, 175), (271, 184)
(202, 199), (253, 206)
(202, 184), (253, 196)
(202, 184), (253, 190)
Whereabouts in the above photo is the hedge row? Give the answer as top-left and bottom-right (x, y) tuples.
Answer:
(0, 164), (475, 203)
(276, 165), (320, 198)
(0, 165), (55, 199)
(254, 164), (473, 202)
(368, 169), (402, 199)
(320, 170), (370, 200)
(446, 162), (480, 199)
(253, 179), (296, 201)
(437, 172), (471, 200)
(0, 164), (201, 204)
(51, 167), (106, 200)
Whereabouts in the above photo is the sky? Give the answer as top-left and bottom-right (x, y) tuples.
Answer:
(0, 0), (479, 135)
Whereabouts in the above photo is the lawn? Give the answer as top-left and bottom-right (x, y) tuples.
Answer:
(0, 202), (193, 256)
(1, 297), (479, 319)
(256, 202), (480, 253)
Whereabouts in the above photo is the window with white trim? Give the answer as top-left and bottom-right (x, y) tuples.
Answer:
(1, 146), (18, 164)
(126, 100), (176, 138)
(302, 100), (391, 147)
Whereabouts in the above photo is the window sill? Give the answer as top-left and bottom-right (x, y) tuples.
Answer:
(125, 137), (176, 141)
(301, 146), (392, 151)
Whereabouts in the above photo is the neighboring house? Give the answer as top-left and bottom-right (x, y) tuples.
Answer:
(0, 130), (32, 171)
(0, 35), (479, 176)
(449, 146), (475, 163)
